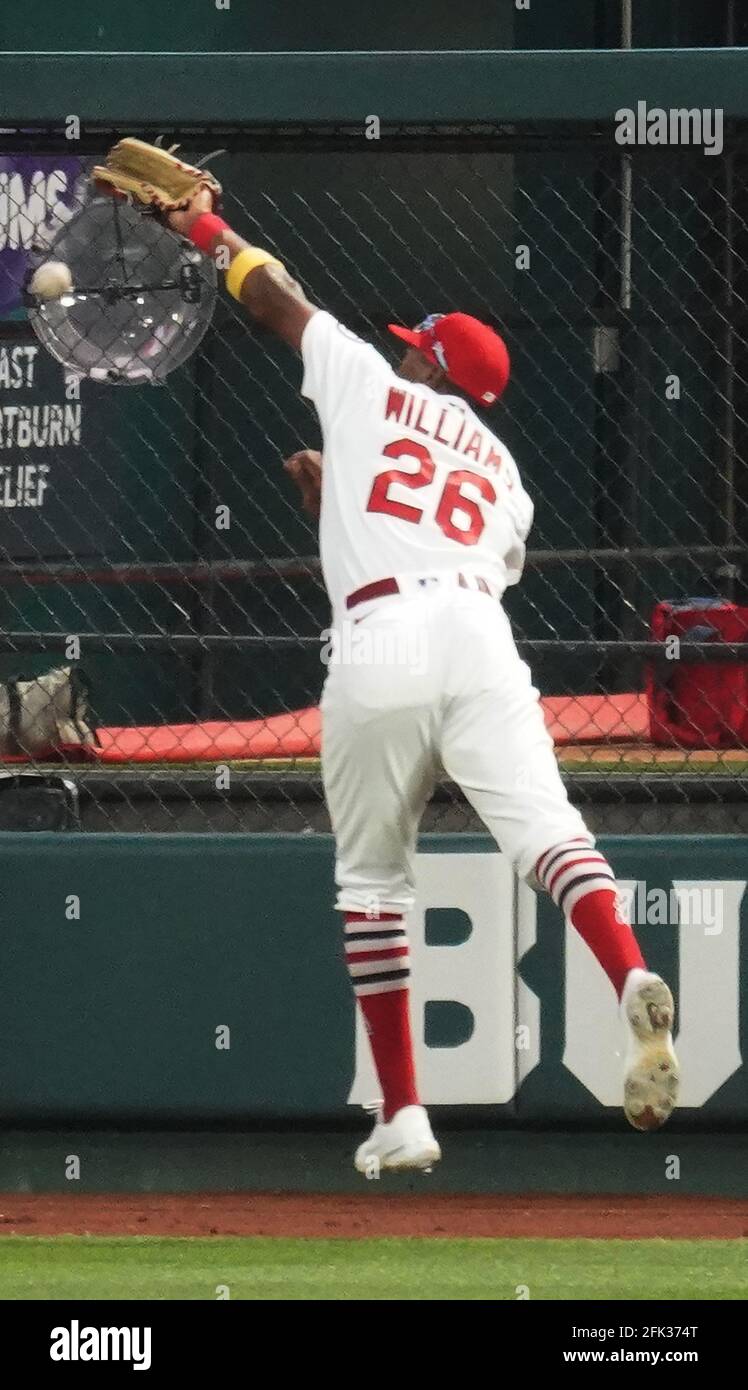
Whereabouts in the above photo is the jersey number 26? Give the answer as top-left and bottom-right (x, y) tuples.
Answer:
(366, 438), (496, 546)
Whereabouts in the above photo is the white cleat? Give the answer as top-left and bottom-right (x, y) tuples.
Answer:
(622, 971), (680, 1131)
(354, 1104), (441, 1175)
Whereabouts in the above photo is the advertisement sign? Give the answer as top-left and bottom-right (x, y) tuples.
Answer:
(0, 335), (86, 556)
(0, 155), (86, 319)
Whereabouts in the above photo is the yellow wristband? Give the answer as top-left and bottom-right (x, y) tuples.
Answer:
(225, 246), (284, 301)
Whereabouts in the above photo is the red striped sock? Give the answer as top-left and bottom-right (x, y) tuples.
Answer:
(536, 840), (645, 998)
(344, 912), (419, 1123)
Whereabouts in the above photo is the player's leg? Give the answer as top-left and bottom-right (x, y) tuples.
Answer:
(439, 600), (679, 1130)
(533, 839), (678, 1130)
(321, 626), (441, 1170)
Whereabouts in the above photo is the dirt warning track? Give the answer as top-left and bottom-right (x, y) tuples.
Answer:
(0, 1192), (745, 1239)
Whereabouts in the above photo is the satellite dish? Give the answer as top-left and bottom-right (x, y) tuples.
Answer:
(28, 198), (217, 384)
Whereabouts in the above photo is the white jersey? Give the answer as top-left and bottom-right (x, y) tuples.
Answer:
(301, 310), (534, 616)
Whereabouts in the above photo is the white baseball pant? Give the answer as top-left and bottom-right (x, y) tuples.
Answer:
(321, 578), (592, 913)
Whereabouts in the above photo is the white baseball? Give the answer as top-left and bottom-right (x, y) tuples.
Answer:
(29, 260), (74, 300)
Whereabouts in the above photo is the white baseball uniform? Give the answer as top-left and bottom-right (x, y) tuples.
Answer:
(301, 310), (591, 913)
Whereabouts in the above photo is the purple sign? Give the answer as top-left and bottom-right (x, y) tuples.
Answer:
(0, 155), (86, 318)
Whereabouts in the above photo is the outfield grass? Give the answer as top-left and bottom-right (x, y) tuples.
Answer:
(0, 1237), (744, 1300)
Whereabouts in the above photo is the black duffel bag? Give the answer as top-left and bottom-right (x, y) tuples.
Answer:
(0, 771), (81, 831)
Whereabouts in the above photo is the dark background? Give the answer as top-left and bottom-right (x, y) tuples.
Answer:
(1, 1), (746, 53)
(0, 5), (744, 730)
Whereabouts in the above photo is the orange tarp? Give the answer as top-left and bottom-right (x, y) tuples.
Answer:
(542, 692), (648, 745)
(93, 693), (648, 763)
(96, 707), (322, 762)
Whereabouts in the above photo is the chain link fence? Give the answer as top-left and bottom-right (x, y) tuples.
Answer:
(0, 124), (747, 832)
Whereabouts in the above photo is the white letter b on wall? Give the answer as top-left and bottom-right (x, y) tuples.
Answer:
(348, 853), (516, 1105)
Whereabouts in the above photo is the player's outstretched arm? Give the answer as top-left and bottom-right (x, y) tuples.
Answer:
(168, 187), (317, 351)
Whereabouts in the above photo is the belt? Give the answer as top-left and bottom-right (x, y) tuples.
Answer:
(346, 572), (494, 611)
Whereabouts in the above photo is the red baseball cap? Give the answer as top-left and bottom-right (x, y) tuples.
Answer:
(387, 312), (510, 406)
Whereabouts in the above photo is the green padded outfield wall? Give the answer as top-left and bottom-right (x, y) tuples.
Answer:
(0, 834), (744, 1126)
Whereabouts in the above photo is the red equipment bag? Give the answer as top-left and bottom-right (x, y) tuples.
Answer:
(647, 599), (748, 749)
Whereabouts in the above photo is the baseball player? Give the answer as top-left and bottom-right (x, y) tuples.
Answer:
(137, 162), (680, 1173)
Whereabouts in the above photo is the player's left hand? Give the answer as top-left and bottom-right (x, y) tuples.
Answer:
(284, 449), (322, 519)
(92, 139), (221, 229)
